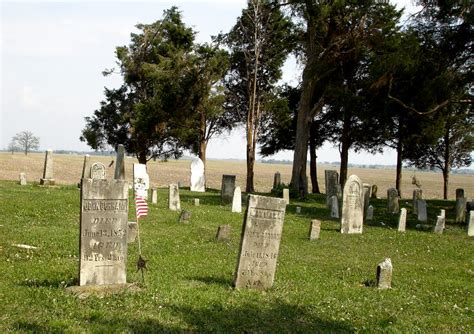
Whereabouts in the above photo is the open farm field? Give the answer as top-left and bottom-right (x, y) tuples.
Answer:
(0, 152), (472, 200)
(0, 180), (472, 332)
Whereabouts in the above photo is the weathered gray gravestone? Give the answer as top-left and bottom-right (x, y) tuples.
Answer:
(456, 188), (464, 199)
(169, 184), (181, 211)
(468, 211), (474, 237)
(412, 189), (423, 215)
(325, 170), (340, 207)
(308, 220), (321, 240)
(190, 158), (205, 192)
(79, 178), (129, 286)
(417, 199), (427, 222)
(114, 144), (125, 180)
(371, 185), (378, 199)
(232, 186), (242, 213)
(273, 172), (281, 190)
(366, 205), (374, 221)
(398, 208), (407, 232)
(40, 149), (55, 185)
(19, 172), (27, 186)
(387, 188), (399, 214)
(221, 175), (236, 203)
(216, 225), (231, 242)
(151, 188), (157, 204)
(330, 195), (339, 218)
(363, 184), (371, 215)
(90, 162), (106, 180)
(282, 188), (290, 205)
(295, 206), (301, 214)
(455, 197), (467, 223)
(179, 210), (192, 223)
(434, 215), (445, 234)
(127, 222), (137, 243)
(376, 258), (392, 289)
(234, 195), (287, 290)
(340, 175), (364, 234)
(81, 154), (91, 179)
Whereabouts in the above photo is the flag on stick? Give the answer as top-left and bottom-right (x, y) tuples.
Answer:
(135, 196), (148, 219)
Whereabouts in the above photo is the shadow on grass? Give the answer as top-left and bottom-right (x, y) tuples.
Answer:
(20, 277), (78, 288)
(187, 275), (233, 287)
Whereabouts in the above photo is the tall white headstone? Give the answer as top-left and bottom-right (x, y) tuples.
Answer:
(232, 187), (242, 213)
(398, 208), (407, 232)
(468, 211), (474, 237)
(190, 158), (205, 192)
(340, 175), (364, 234)
(133, 163), (149, 198)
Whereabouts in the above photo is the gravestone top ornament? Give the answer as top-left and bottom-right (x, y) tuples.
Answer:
(90, 162), (106, 180)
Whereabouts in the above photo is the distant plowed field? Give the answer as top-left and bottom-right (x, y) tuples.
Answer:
(1, 152), (472, 199)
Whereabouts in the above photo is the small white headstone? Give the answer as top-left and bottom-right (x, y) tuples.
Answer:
(90, 162), (106, 180)
(434, 215), (445, 234)
(440, 209), (445, 218)
(151, 188), (157, 204)
(366, 205), (374, 221)
(232, 187), (242, 213)
(190, 158), (205, 192)
(133, 163), (149, 198)
(19, 172), (27, 186)
(468, 211), (474, 237)
(194, 198), (200, 206)
(398, 208), (407, 232)
(308, 220), (321, 240)
(296, 206), (301, 214)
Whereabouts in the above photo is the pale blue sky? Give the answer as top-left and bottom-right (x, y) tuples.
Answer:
(1, 0), (419, 164)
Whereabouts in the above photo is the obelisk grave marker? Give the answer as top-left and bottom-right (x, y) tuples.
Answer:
(234, 195), (287, 290)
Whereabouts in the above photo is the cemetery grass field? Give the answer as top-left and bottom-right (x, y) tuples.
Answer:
(1, 180), (473, 333)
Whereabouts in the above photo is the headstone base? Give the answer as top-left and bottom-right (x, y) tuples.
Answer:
(66, 283), (141, 299)
(40, 178), (56, 185)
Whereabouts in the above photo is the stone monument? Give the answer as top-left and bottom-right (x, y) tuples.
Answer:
(190, 158), (205, 192)
(398, 208), (407, 232)
(40, 149), (55, 185)
(387, 188), (399, 214)
(234, 195), (287, 290)
(232, 186), (242, 213)
(90, 162), (106, 180)
(221, 175), (236, 203)
(19, 172), (27, 186)
(456, 188), (464, 199)
(434, 215), (445, 234)
(412, 189), (423, 215)
(330, 195), (339, 219)
(151, 188), (157, 204)
(308, 220), (321, 240)
(340, 175), (364, 234)
(376, 258), (392, 289)
(283, 188), (290, 205)
(216, 225), (231, 242)
(273, 172), (281, 190)
(417, 199), (427, 222)
(468, 211), (474, 237)
(366, 205), (373, 221)
(169, 184), (181, 211)
(133, 163), (149, 198)
(325, 170), (340, 207)
(455, 197), (467, 223)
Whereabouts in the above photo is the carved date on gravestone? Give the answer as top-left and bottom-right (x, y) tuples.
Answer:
(80, 179), (128, 286)
(234, 195), (286, 290)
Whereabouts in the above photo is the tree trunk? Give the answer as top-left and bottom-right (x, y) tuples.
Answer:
(309, 127), (320, 194)
(339, 114), (351, 188)
(442, 125), (451, 200)
(395, 129), (403, 194)
(246, 138), (255, 193)
(198, 108), (207, 177)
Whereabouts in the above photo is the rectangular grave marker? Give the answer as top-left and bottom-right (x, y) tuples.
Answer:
(79, 179), (129, 286)
(234, 195), (286, 290)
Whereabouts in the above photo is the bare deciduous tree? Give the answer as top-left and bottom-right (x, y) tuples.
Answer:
(12, 131), (40, 155)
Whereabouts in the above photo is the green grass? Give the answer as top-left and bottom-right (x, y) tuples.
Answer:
(0, 180), (472, 333)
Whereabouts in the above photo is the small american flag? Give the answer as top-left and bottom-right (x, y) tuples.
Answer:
(135, 196), (148, 219)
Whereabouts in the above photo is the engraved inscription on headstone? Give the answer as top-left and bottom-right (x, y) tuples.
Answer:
(190, 158), (205, 192)
(340, 175), (364, 234)
(79, 179), (129, 286)
(90, 162), (106, 180)
(221, 175), (236, 203)
(234, 195), (287, 290)
(133, 163), (149, 198)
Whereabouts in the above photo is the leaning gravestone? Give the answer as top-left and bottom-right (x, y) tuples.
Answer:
(376, 258), (392, 289)
(455, 197), (467, 223)
(468, 211), (474, 237)
(169, 184), (181, 211)
(456, 188), (464, 199)
(114, 145), (125, 180)
(79, 155), (129, 286)
(412, 189), (423, 215)
(398, 208), (407, 232)
(19, 172), (27, 186)
(387, 188), (399, 214)
(417, 199), (428, 222)
(81, 154), (91, 179)
(232, 186), (242, 213)
(273, 172), (281, 190)
(221, 175), (236, 204)
(308, 220), (321, 240)
(190, 158), (205, 192)
(234, 195), (287, 290)
(434, 215), (445, 234)
(340, 175), (364, 234)
(325, 170), (340, 207)
(40, 149), (55, 185)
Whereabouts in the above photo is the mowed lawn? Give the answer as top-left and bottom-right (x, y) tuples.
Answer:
(0, 180), (472, 333)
